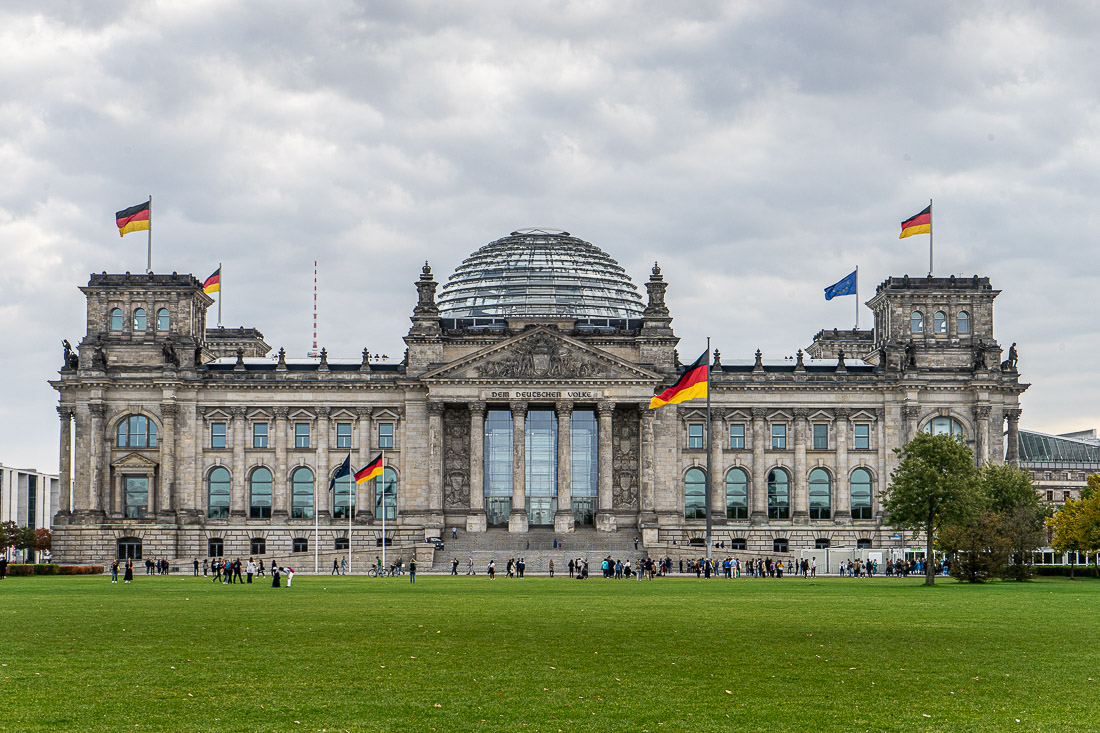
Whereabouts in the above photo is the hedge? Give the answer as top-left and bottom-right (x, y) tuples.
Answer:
(5, 564), (104, 576)
(1035, 565), (1100, 578)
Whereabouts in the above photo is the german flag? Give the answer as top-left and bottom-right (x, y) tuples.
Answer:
(355, 453), (384, 485)
(899, 205), (931, 239)
(649, 349), (708, 409)
(116, 201), (150, 237)
(203, 267), (221, 294)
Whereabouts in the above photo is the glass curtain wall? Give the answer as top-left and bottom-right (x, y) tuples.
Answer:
(571, 410), (598, 525)
(525, 410), (557, 525)
(484, 409), (513, 525)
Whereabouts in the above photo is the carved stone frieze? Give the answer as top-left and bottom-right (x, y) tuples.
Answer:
(474, 332), (606, 379)
(611, 405), (639, 510)
(443, 406), (470, 509)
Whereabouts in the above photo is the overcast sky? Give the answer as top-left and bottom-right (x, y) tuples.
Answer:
(2, 1), (1097, 474)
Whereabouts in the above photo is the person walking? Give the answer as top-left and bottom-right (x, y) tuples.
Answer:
(332, 558), (340, 575)
(409, 558), (417, 584)
(124, 558), (134, 584)
(466, 557), (475, 575)
(451, 557), (459, 575)
(257, 559), (266, 578)
(549, 559), (555, 578)
(568, 558), (575, 578)
(202, 559), (208, 577)
(340, 556), (348, 576)
(488, 560), (496, 579)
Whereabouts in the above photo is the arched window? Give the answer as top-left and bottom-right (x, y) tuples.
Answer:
(957, 310), (970, 334)
(207, 467), (231, 519)
(767, 468), (789, 519)
(850, 468), (873, 520)
(332, 470), (354, 519)
(376, 467), (397, 521)
(249, 467), (272, 519)
(133, 308), (147, 331)
(684, 468), (707, 519)
(725, 468), (749, 520)
(109, 308), (123, 331)
(291, 467), (314, 519)
(808, 468), (831, 520)
(117, 415), (157, 448)
(156, 308), (170, 330)
(923, 417), (965, 438)
(933, 310), (947, 334)
(910, 311), (923, 334)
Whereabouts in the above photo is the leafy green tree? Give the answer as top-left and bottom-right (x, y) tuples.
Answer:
(883, 432), (980, 585)
(15, 525), (38, 563)
(1047, 491), (1100, 578)
(0, 520), (19, 560)
(983, 463), (1048, 580)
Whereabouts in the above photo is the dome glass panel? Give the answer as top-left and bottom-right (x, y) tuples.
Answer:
(437, 229), (645, 321)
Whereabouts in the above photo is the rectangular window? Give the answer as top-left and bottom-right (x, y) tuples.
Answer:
(1046, 490), (1053, 502)
(688, 423), (705, 449)
(729, 424), (745, 450)
(292, 537), (309, 553)
(211, 422), (227, 449)
(336, 422), (352, 449)
(812, 423), (828, 450)
(252, 423), (268, 449)
(378, 422), (394, 449)
(295, 422), (310, 449)
(854, 424), (870, 450)
(771, 424), (787, 450)
(27, 475), (37, 527)
(250, 538), (266, 555)
(1064, 491), (1071, 502)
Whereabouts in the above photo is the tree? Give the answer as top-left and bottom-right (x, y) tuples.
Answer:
(883, 432), (980, 585)
(34, 528), (52, 559)
(1047, 491), (1100, 578)
(983, 463), (1048, 581)
(15, 526), (38, 563)
(0, 520), (19, 560)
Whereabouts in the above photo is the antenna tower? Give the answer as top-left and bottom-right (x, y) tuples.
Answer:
(307, 260), (320, 357)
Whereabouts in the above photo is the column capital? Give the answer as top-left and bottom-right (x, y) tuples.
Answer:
(273, 406), (290, 420)
(89, 402), (107, 419)
(160, 402), (178, 418)
(316, 405), (331, 418)
(230, 406), (248, 419)
(467, 400), (486, 416)
(57, 405), (74, 420)
(510, 401), (527, 418)
(751, 407), (767, 419)
(710, 407), (727, 422)
(1005, 408), (1022, 423)
(428, 401), (445, 417)
(555, 400), (572, 414)
(597, 400), (614, 416)
(972, 404), (992, 421)
(640, 407), (655, 424)
(833, 407), (850, 420)
(792, 408), (809, 420)
(902, 405), (921, 421)
(356, 406), (373, 421)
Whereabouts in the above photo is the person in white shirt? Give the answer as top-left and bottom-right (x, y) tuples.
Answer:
(246, 558), (257, 583)
(284, 567), (295, 587)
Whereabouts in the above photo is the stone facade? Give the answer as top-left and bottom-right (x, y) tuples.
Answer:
(50, 259), (1028, 566)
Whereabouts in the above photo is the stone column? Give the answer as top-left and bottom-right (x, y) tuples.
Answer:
(833, 408), (851, 523)
(57, 406), (73, 516)
(356, 407), (373, 523)
(272, 407), (289, 517)
(158, 402), (177, 520)
(595, 401), (616, 531)
(89, 402), (106, 515)
(509, 401), (528, 533)
(467, 402), (486, 532)
(554, 401), (574, 533)
(316, 407), (330, 519)
(876, 408), (887, 519)
(792, 409), (809, 523)
(974, 404), (992, 465)
(750, 408), (767, 524)
(902, 405), (921, 442)
(709, 408), (726, 523)
(639, 406), (657, 522)
(1005, 409), (1021, 466)
(230, 406), (247, 517)
(428, 402), (445, 516)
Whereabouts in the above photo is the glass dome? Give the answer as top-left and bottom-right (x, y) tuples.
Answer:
(437, 229), (645, 322)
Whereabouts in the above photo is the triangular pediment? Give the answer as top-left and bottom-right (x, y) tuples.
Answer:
(111, 452), (159, 469)
(421, 327), (662, 382)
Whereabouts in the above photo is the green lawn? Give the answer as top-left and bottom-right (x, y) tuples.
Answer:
(0, 573), (1097, 732)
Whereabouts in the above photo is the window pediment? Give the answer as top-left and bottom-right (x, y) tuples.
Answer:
(111, 452), (159, 469)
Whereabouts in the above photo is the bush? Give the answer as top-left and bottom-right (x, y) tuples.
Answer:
(33, 564), (60, 575)
(8, 564), (34, 576)
(56, 565), (105, 575)
(1035, 565), (1100, 578)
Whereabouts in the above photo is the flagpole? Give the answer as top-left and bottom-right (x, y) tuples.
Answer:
(705, 336), (712, 564)
(146, 195), (152, 274)
(855, 265), (859, 330)
(381, 448), (386, 574)
(218, 262), (223, 327)
(314, 475), (320, 573)
(349, 454), (354, 575)
(928, 198), (934, 277)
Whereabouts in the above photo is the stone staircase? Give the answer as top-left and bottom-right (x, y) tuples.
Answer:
(430, 528), (645, 574)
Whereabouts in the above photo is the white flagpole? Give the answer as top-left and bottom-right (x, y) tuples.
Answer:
(314, 475), (319, 573)
(146, 195), (153, 274)
(705, 337), (712, 563)
(349, 457), (354, 575)
(381, 449), (386, 573)
(928, 198), (934, 277)
(855, 265), (859, 330)
(218, 262), (222, 327)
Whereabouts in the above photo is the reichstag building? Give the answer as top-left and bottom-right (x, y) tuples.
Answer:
(50, 229), (1027, 564)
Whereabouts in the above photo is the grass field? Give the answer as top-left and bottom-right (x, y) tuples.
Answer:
(1, 573), (1098, 732)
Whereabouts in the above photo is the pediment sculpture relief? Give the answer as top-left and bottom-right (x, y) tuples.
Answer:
(474, 332), (606, 379)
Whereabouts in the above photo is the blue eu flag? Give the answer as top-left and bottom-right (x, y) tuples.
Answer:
(824, 270), (857, 301)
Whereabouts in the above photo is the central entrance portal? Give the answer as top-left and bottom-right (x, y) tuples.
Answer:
(525, 410), (557, 526)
